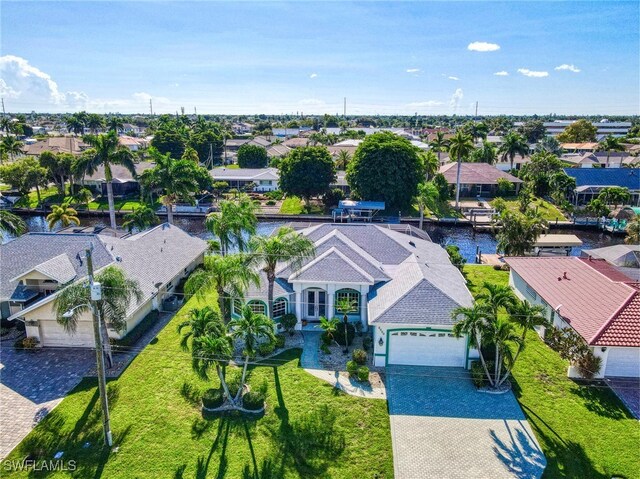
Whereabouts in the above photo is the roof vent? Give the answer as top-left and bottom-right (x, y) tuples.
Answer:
(563, 271), (569, 279)
(409, 241), (416, 247)
(115, 256), (122, 262)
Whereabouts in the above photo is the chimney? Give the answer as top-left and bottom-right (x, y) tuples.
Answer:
(563, 271), (568, 279)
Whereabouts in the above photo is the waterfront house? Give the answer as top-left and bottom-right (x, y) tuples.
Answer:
(210, 167), (280, 192)
(564, 168), (640, 205)
(81, 161), (155, 197)
(439, 162), (523, 197)
(22, 137), (89, 157)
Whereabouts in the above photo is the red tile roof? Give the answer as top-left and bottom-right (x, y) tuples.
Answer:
(578, 257), (637, 283)
(506, 257), (638, 347)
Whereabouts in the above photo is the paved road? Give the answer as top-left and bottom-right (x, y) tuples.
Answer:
(386, 366), (546, 479)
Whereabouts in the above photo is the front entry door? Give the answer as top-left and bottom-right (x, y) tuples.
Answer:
(306, 290), (326, 320)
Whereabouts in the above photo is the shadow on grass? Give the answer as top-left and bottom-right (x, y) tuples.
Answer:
(569, 380), (633, 420)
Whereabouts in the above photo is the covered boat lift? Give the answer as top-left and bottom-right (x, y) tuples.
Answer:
(533, 234), (583, 256)
(333, 200), (386, 223)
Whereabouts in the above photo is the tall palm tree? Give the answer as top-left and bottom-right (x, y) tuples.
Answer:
(1, 136), (24, 161)
(421, 150), (439, 180)
(476, 282), (516, 319)
(415, 182), (439, 230)
(0, 117), (12, 134)
(83, 131), (136, 229)
(122, 205), (159, 233)
(248, 226), (315, 318)
(597, 135), (625, 167)
(335, 296), (358, 354)
(184, 254), (259, 320)
(452, 304), (495, 387)
(499, 132), (529, 171)
(488, 315), (523, 387)
(228, 306), (275, 403)
(177, 306), (224, 351)
(335, 150), (352, 170)
(0, 210), (27, 239)
(107, 117), (125, 133)
(205, 195), (258, 255)
(86, 114), (105, 134)
(448, 130), (475, 209)
(65, 115), (85, 136)
(46, 202), (80, 230)
(191, 331), (235, 404)
(496, 210), (547, 256)
(429, 131), (449, 163)
(507, 299), (547, 358)
(54, 265), (142, 367)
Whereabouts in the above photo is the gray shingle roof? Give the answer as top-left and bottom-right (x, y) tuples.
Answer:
(290, 250), (374, 284)
(26, 254), (77, 284)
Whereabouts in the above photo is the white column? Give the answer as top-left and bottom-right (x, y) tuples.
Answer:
(327, 284), (336, 319)
(294, 285), (303, 330)
(360, 285), (368, 331)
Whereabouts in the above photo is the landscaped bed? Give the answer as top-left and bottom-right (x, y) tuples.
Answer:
(464, 265), (640, 479)
(4, 289), (393, 478)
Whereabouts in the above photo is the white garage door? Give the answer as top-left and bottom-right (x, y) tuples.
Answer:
(39, 321), (95, 347)
(605, 347), (640, 378)
(388, 330), (466, 367)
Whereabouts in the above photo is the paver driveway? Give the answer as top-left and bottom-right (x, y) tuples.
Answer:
(0, 343), (93, 459)
(387, 366), (546, 479)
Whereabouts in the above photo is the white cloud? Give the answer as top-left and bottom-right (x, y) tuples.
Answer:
(298, 98), (325, 106)
(0, 55), (65, 104)
(448, 76), (460, 81)
(517, 68), (549, 78)
(467, 41), (500, 52)
(309, 73), (318, 79)
(406, 68), (421, 73)
(407, 100), (444, 108)
(494, 71), (509, 76)
(555, 64), (581, 73)
(450, 88), (464, 111)
(65, 91), (89, 109)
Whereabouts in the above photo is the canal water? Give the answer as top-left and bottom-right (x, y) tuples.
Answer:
(4, 214), (625, 263)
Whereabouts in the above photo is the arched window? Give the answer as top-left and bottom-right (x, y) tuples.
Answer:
(335, 289), (360, 314)
(247, 300), (267, 315)
(273, 298), (287, 318)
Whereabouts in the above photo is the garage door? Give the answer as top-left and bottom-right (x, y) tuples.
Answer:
(39, 320), (95, 347)
(387, 330), (466, 367)
(605, 347), (640, 378)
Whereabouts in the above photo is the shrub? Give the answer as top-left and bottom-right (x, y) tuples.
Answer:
(323, 188), (344, 208)
(320, 343), (331, 355)
(357, 366), (370, 382)
(352, 348), (367, 365)
(496, 178), (514, 197)
(362, 336), (373, 351)
(575, 351), (602, 379)
(202, 388), (224, 409)
(266, 200), (276, 206)
(113, 310), (158, 347)
(346, 360), (359, 376)
(15, 336), (38, 351)
(275, 335), (286, 348)
(320, 331), (332, 346)
(281, 313), (297, 335)
(258, 341), (276, 357)
(445, 245), (466, 272)
(242, 391), (265, 411)
(333, 322), (355, 346)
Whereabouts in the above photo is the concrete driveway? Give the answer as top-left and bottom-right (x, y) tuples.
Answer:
(387, 366), (546, 479)
(0, 343), (93, 459)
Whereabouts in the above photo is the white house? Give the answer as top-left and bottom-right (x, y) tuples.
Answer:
(1, 224), (208, 347)
(506, 256), (640, 378)
(210, 167), (279, 192)
(231, 224), (474, 368)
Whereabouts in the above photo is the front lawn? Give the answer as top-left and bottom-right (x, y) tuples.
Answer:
(279, 196), (324, 215)
(464, 265), (640, 479)
(4, 289), (393, 478)
(490, 197), (566, 222)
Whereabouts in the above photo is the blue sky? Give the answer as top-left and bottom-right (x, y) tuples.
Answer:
(2, 1), (638, 115)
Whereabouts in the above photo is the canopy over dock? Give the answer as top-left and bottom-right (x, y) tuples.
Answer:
(333, 200), (386, 222)
(533, 234), (583, 256)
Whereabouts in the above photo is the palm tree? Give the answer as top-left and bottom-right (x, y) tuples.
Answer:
(335, 150), (352, 170)
(625, 216), (640, 245)
(452, 304), (495, 387)
(248, 227), (315, 318)
(205, 195), (258, 255)
(448, 130), (475, 209)
(319, 316), (340, 343)
(534, 136), (563, 156)
(228, 306), (275, 403)
(83, 131), (136, 229)
(508, 299), (547, 352)
(86, 114), (105, 134)
(54, 265), (142, 367)
(429, 131), (449, 163)
(46, 202), (80, 230)
(0, 117), (12, 134)
(191, 332), (235, 405)
(184, 254), (259, 320)
(496, 210), (547, 256)
(476, 282), (516, 319)
(416, 182), (439, 230)
(73, 188), (93, 209)
(335, 296), (358, 354)
(107, 117), (125, 133)
(598, 135), (624, 167)
(488, 315), (523, 387)
(177, 306), (224, 351)
(0, 210), (27, 239)
(421, 150), (439, 180)
(1, 136), (24, 161)
(499, 132), (529, 171)
(65, 114), (85, 136)
(122, 205), (160, 233)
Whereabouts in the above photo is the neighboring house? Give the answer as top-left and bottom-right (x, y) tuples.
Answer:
(506, 256), (640, 378)
(266, 144), (291, 158)
(333, 171), (350, 194)
(282, 137), (309, 148)
(81, 161), (155, 196)
(561, 142), (600, 154)
(562, 152), (638, 169)
(224, 139), (250, 152)
(118, 135), (148, 152)
(564, 168), (640, 205)
(22, 137), (89, 156)
(439, 162), (523, 197)
(122, 123), (146, 136)
(1, 224), (207, 346)
(334, 139), (363, 147)
(210, 167), (279, 192)
(528, 120), (631, 139)
(581, 244), (640, 282)
(327, 145), (358, 159)
(494, 154), (531, 171)
(232, 224), (474, 368)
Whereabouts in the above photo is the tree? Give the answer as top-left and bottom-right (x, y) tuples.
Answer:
(420, 150), (439, 180)
(83, 131), (136, 229)
(429, 131), (449, 162)
(73, 187), (93, 208)
(228, 306), (275, 403)
(39, 151), (74, 195)
(445, 244), (466, 271)
(87, 114), (105, 134)
(476, 282), (516, 319)
(237, 144), (268, 168)
(598, 135), (625, 168)
(496, 211), (547, 256)
(625, 217), (640, 245)
(205, 195), (258, 255)
(448, 130), (475, 209)
(46, 202), (80, 229)
(177, 306), (223, 351)
(1, 136), (24, 161)
(191, 329), (235, 405)
(432, 173), (451, 201)
(452, 304), (496, 387)
(107, 116), (124, 133)
(319, 316), (340, 344)
(65, 114), (86, 136)
(0, 210), (27, 239)
(335, 150), (352, 170)
(519, 152), (565, 197)
(462, 121), (489, 142)
(181, 146), (199, 163)
(586, 198), (610, 218)
(184, 254), (259, 319)
(248, 226), (315, 318)
(498, 132), (529, 171)
(534, 136), (563, 156)
(549, 172), (576, 205)
(416, 182), (439, 230)
(122, 205), (159, 233)
(470, 141), (497, 165)
(507, 299), (547, 369)
(335, 296), (358, 354)
(189, 129), (223, 162)
(347, 132), (424, 211)
(486, 315), (523, 387)
(280, 146), (336, 208)
(0, 157), (48, 202)
(517, 119), (546, 143)
(151, 129), (187, 159)
(54, 265), (142, 367)
(556, 120), (597, 143)
(598, 186), (631, 210)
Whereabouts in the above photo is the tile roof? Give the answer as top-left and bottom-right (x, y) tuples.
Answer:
(439, 162), (523, 185)
(85, 161), (154, 182)
(506, 257), (638, 346)
(22, 137), (88, 156)
(592, 291), (640, 347)
(563, 168), (640, 191)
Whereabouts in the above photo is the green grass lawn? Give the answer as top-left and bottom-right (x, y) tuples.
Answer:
(15, 187), (148, 212)
(464, 265), (640, 479)
(4, 289), (393, 478)
(279, 196), (324, 215)
(490, 197), (567, 222)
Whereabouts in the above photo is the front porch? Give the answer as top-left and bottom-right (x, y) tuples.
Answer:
(293, 286), (368, 331)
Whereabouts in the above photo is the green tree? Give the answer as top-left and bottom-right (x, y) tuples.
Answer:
(181, 146), (200, 163)
(83, 131), (137, 229)
(86, 114), (105, 134)
(448, 130), (475, 209)
(248, 226), (316, 318)
(73, 187), (93, 208)
(428, 131), (449, 163)
(347, 132), (424, 211)
(416, 182), (439, 229)
(549, 172), (576, 204)
(462, 121), (489, 142)
(534, 135), (563, 156)
(0, 157), (48, 202)
(122, 205), (160, 233)
(421, 150), (439, 180)
(498, 131), (529, 171)
(205, 195), (258, 255)
(470, 141), (497, 164)
(476, 282), (516, 319)
(625, 216), (640, 245)
(1, 136), (24, 161)
(319, 316), (340, 344)
(556, 120), (597, 143)
(65, 113), (86, 136)
(517, 119), (547, 143)
(496, 211), (547, 256)
(280, 146), (336, 208)
(237, 144), (268, 168)
(598, 186), (631, 210)
(507, 299), (547, 370)
(107, 116), (125, 133)
(586, 198), (610, 218)
(519, 152), (565, 197)
(39, 151), (74, 195)
(0, 210), (27, 239)
(151, 129), (187, 159)
(177, 306), (223, 351)
(452, 304), (495, 387)
(46, 202), (80, 229)
(432, 173), (451, 201)
(597, 135), (625, 168)
(191, 329), (235, 404)
(189, 129), (223, 162)
(335, 150), (352, 170)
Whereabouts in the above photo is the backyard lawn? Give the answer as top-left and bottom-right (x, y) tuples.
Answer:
(464, 265), (640, 479)
(15, 187), (149, 212)
(490, 197), (567, 222)
(279, 196), (324, 215)
(4, 289), (393, 478)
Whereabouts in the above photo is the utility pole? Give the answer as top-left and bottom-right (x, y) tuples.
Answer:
(1, 97), (5, 116)
(343, 97), (346, 117)
(86, 247), (113, 447)
(149, 99), (153, 116)
(475, 101), (478, 119)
